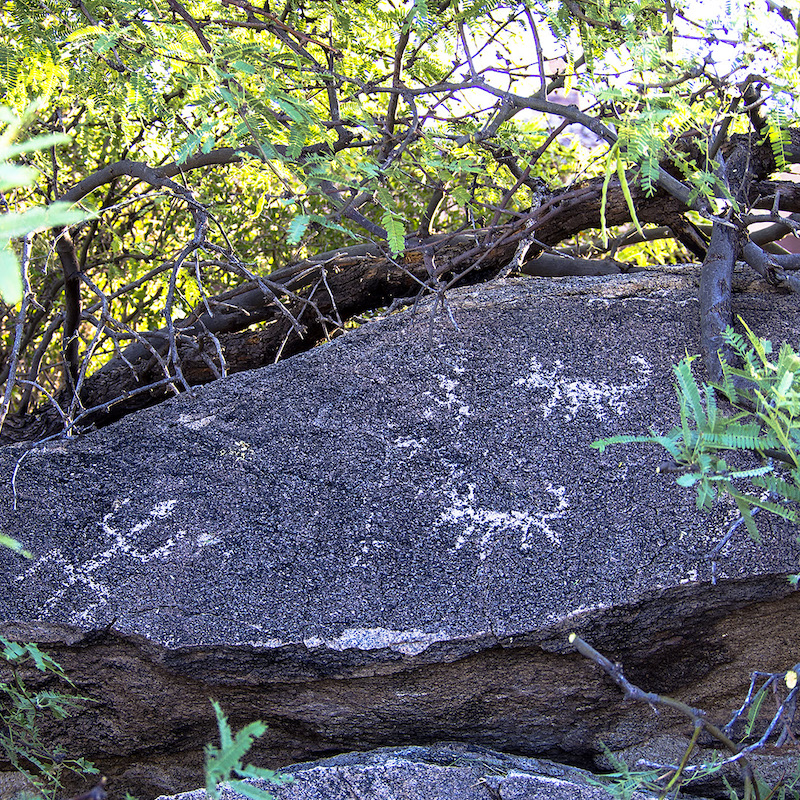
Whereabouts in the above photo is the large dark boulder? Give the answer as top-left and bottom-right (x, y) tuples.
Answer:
(1, 267), (798, 798)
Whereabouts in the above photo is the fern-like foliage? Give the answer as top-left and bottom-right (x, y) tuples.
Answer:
(205, 700), (291, 800)
(593, 320), (800, 541)
(0, 638), (98, 800)
(767, 110), (791, 172)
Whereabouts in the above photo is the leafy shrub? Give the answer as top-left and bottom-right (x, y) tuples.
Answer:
(593, 320), (800, 543)
(0, 637), (97, 799)
(572, 634), (800, 800)
(0, 641), (290, 800)
(0, 104), (88, 305)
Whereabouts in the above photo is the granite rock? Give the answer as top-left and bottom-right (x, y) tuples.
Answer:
(1, 268), (798, 797)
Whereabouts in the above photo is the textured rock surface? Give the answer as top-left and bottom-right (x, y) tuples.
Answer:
(158, 743), (673, 800)
(1, 267), (799, 798)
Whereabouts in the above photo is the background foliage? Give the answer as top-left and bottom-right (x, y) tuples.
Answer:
(2, 0), (800, 439)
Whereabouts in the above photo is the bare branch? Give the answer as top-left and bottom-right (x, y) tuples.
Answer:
(570, 633), (758, 796)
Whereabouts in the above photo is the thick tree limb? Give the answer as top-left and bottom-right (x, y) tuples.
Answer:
(699, 222), (738, 381)
(55, 229), (81, 389)
(694, 124), (798, 379)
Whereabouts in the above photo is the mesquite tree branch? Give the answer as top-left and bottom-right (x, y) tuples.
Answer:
(699, 220), (738, 381)
(9, 108), (800, 444)
(55, 228), (81, 390)
(570, 633), (759, 799)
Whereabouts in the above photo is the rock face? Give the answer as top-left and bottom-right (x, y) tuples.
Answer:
(1, 267), (799, 798)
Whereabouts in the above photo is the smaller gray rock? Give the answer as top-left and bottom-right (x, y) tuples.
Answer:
(489, 772), (635, 800)
(156, 744), (676, 800)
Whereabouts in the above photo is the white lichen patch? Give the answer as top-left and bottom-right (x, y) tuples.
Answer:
(303, 626), (458, 656)
(438, 478), (569, 556)
(422, 367), (472, 428)
(177, 413), (216, 430)
(515, 355), (652, 422)
(393, 436), (428, 450)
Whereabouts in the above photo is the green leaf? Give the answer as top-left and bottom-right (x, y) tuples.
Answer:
(237, 764), (289, 785)
(227, 779), (278, 800)
(591, 432), (682, 459)
(382, 212), (405, 255)
(726, 464), (773, 481)
(0, 637), (26, 662)
(705, 383), (718, 432)
(0, 203), (90, 239)
(287, 125), (305, 160)
(753, 473), (800, 503)
(218, 86), (240, 108)
(0, 133), (71, 161)
(232, 60), (256, 75)
(696, 480), (717, 511)
(0, 247), (22, 305)
(673, 356), (706, 430)
(745, 680), (769, 736)
(0, 163), (38, 191)
(732, 494), (761, 541)
(175, 136), (201, 164)
(205, 701), (278, 800)
(286, 215), (311, 245)
(0, 532), (31, 558)
(738, 492), (797, 522)
(93, 31), (122, 54)
(274, 98), (310, 124)
(591, 433), (644, 452)
(651, 434), (683, 460)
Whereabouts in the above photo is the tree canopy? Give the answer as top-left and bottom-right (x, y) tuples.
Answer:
(1, 0), (800, 441)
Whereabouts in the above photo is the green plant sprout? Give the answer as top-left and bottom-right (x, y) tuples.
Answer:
(204, 700), (291, 800)
(0, 637), (97, 800)
(587, 742), (724, 800)
(593, 320), (800, 543)
(0, 531), (30, 557)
